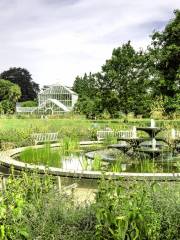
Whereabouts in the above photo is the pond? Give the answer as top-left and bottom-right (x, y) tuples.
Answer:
(17, 144), (180, 174)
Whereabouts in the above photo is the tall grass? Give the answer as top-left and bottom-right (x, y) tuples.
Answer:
(19, 144), (62, 167)
(19, 138), (81, 168)
(60, 137), (80, 155)
(92, 154), (102, 171)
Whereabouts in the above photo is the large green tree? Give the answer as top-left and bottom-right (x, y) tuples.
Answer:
(73, 73), (103, 118)
(73, 42), (153, 118)
(0, 79), (21, 113)
(101, 41), (151, 116)
(73, 10), (180, 118)
(73, 73), (97, 98)
(0, 67), (39, 101)
(150, 9), (180, 113)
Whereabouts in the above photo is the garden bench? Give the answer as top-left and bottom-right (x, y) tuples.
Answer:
(96, 130), (114, 141)
(97, 127), (137, 141)
(31, 132), (59, 145)
(115, 130), (136, 139)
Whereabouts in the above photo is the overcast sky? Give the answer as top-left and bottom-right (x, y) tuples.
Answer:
(0, 0), (179, 87)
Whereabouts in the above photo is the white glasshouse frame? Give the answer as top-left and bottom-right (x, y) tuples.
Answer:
(16, 84), (78, 115)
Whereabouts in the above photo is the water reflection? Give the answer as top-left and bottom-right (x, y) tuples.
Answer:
(61, 150), (180, 173)
(62, 154), (92, 171)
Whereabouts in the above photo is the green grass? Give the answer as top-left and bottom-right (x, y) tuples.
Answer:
(0, 117), (179, 149)
(0, 117), (179, 131)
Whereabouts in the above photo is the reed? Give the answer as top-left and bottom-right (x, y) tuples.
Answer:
(19, 144), (62, 167)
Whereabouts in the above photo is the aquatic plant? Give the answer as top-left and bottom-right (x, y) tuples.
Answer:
(19, 144), (62, 167)
(92, 154), (102, 171)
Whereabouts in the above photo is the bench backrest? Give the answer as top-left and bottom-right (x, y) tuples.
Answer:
(97, 128), (136, 141)
(31, 132), (58, 144)
(96, 130), (114, 141)
(115, 131), (134, 139)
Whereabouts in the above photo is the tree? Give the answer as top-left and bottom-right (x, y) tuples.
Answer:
(101, 41), (151, 116)
(73, 73), (103, 118)
(150, 9), (180, 113)
(93, 73), (120, 117)
(0, 79), (21, 113)
(72, 73), (97, 98)
(74, 96), (102, 119)
(73, 42), (153, 118)
(0, 67), (39, 101)
(72, 10), (180, 118)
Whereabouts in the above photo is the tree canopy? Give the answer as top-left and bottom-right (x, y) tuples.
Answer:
(73, 10), (180, 118)
(150, 9), (180, 112)
(0, 67), (39, 101)
(101, 41), (151, 115)
(73, 42), (153, 118)
(0, 79), (21, 114)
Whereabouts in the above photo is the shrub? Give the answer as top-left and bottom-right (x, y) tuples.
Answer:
(0, 172), (96, 240)
(20, 101), (37, 107)
(93, 178), (180, 240)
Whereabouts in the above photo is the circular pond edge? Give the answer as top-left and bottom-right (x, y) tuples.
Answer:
(0, 142), (180, 181)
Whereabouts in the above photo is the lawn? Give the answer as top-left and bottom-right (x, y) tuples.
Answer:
(0, 117), (179, 149)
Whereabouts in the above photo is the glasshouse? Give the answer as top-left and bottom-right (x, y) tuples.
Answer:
(16, 84), (78, 115)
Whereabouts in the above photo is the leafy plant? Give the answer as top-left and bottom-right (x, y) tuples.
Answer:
(93, 178), (180, 240)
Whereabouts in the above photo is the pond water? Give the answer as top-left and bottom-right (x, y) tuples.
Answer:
(17, 146), (180, 174)
(62, 154), (92, 171)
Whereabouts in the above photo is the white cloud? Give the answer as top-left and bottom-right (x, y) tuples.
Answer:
(0, 0), (179, 86)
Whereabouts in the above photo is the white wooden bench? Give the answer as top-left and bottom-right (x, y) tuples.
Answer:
(31, 132), (59, 145)
(97, 127), (137, 141)
(96, 130), (114, 141)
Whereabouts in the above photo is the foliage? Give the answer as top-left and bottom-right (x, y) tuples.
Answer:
(150, 9), (180, 113)
(0, 100), (14, 114)
(19, 145), (62, 167)
(0, 79), (21, 113)
(0, 173), (180, 240)
(21, 100), (38, 107)
(0, 67), (39, 101)
(73, 42), (152, 118)
(0, 172), (53, 239)
(150, 96), (165, 119)
(0, 172), (96, 240)
(92, 154), (102, 171)
(0, 79), (21, 102)
(94, 178), (180, 240)
(73, 73), (103, 118)
(101, 41), (152, 116)
(74, 96), (102, 119)
(73, 73), (97, 99)
(72, 10), (179, 118)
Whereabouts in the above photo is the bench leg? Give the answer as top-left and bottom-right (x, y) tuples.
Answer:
(57, 176), (62, 193)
